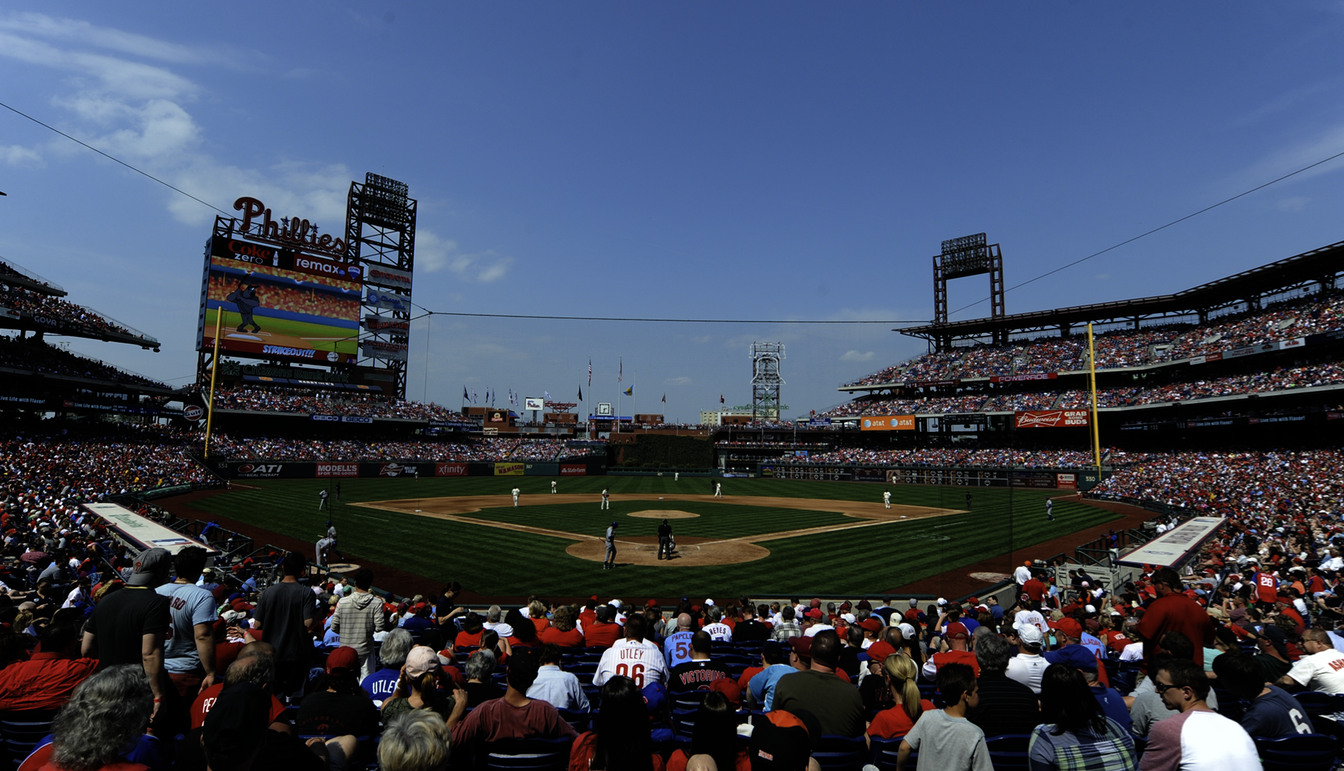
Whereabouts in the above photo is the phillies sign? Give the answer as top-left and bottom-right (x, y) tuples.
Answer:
(1015, 410), (1090, 428)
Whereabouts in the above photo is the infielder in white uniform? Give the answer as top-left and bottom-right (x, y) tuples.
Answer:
(512, 487), (521, 506)
(883, 490), (891, 509)
(714, 482), (722, 498)
(592, 615), (668, 689)
(551, 480), (557, 493)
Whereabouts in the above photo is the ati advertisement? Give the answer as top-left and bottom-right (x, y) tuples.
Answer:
(860, 415), (916, 431)
(1015, 410), (1091, 428)
(198, 235), (362, 364)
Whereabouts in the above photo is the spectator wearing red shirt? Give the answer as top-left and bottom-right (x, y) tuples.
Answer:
(584, 606), (622, 648)
(1024, 574), (1048, 604)
(1137, 568), (1216, 666)
(0, 611), (97, 712)
(921, 622), (980, 679)
(538, 606), (584, 648)
(454, 612), (485, 649)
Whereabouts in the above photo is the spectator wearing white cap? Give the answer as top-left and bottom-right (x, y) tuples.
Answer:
(1006, 624), (1048, 694)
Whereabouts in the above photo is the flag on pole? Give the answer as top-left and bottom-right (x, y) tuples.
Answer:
(619, 358), (623, 383)
(462, 386), (469, 401)
(472, 390), (478, 404)
(578, 385), (583, 401)
(624, 387), (633, 396)
(588, 359), (592, 387)
(544, 391), (550, 400)
(720, 394), (725, 404)
(662, 394), (666, 403)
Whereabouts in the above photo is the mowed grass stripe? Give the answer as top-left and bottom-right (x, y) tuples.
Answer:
(190, 477), (1115, 597)
(458, 502), (852, 541)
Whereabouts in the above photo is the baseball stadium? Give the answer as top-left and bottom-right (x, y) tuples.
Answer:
(3, 173), (1342, 767)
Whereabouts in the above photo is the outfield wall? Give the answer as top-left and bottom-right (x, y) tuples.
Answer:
(211, 459), (605, 480)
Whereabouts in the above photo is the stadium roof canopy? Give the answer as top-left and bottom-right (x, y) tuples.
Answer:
(900, 238), (1344, 347)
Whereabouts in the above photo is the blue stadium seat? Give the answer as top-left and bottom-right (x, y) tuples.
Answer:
(1253, 733), (1336, 771)
(812, 734), (866, 771)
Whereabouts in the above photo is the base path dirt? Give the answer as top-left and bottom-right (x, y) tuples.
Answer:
(357, 493), (960, 568)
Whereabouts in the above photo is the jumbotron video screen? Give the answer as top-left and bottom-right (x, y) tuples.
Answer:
(197, 235), (363, 364)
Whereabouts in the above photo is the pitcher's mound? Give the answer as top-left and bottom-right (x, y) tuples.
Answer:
(323, 562), (362, 574)
(567, 536), (768, 566)
(628, 510), (699, 519)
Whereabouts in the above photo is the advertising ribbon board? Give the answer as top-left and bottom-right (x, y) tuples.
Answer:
(1015, 410), (1090, 428)
(316, 463), (359, 478)
(435, 463), (469, 477)
(560, 464), (587, 476)
(860, 415), (916, 431)
(494, 463), (524, 476)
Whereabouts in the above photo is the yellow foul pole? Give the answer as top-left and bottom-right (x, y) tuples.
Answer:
(1087, 323), (1101, 473)
(203, 311), (223, 458)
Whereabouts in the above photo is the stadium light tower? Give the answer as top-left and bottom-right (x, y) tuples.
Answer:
(346, 173), (416, 400)
(751, 342), (784, 422)
(933, 232), (1005, 347)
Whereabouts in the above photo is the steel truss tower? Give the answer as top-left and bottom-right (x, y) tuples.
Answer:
(346, 173), (416, 400)
(751, 342), (784, 421)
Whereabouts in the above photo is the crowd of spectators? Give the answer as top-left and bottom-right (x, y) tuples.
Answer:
(845, 289), (1344, 388)
(0, 286), (154, 342)
(210, 386), (467, 422)
(822, 359), (1344, 417)
(1, 426), (215, 511)
(209, 435), (604, 462)
(0, 336), (170, 389)
(774, 446), (1144, 469)
(1089, 449), (1344, 518)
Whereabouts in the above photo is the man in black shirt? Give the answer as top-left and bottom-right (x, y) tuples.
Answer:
(657, 519), (673, 560)
(82, 547), (174, 728)
(733, 605), (771, 643)
(253, 552), (318, 699)
(668, 631), (733, 695)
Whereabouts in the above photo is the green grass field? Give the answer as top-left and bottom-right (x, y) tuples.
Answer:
(191, 476), (1118, 598)
(206, 307), (358, 353)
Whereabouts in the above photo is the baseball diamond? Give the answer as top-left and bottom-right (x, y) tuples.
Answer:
(183, 476), (1124, 599)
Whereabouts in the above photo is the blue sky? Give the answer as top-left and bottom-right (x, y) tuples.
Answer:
(4, 3), (1344, 421)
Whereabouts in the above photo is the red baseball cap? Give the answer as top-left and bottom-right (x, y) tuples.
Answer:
(946, 622), (969, 640)
(859, 618), (882, 632)
(866, 641), (896, 664)
(787, 636), (813, 661)
(1050, 618), (1083, 639)
(325, 646), (360, 675)
(708, 678), (742, 706)
(805, 608), (823, 620)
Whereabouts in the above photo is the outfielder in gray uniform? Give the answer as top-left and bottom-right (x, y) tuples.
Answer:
(604, 521), (618, 570)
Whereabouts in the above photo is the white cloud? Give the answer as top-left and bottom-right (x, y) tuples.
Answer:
(691, 335), (712, 344)
(840, 350), (874, 363)
(1227, 122), (1344, 192)
(0, 12), (231, 65)
(665, 376), (692, 386)
(1, 12), (506, 287)
(1277, 196), (1310, 212)
(0, 144), (41, 165)
(418, 233), (513, 283)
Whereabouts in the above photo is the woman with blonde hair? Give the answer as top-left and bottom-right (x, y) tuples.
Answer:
(866, 653), (934, 738)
